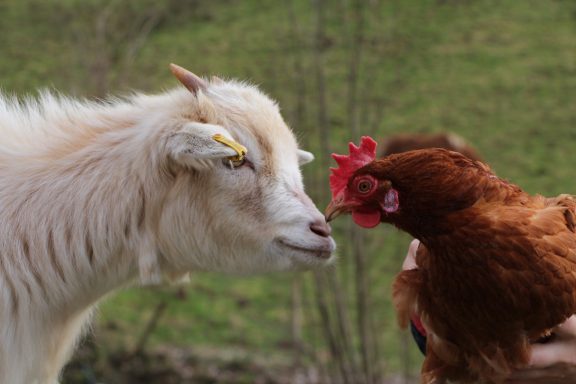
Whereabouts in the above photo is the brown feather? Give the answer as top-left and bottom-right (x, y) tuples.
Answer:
(380, 132), (483, 162)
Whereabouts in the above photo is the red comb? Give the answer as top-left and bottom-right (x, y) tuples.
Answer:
(329, 136), (377, 199)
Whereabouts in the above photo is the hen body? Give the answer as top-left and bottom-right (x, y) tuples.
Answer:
(330, 148), (576, 383)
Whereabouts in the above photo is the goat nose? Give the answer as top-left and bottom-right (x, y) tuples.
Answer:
(310, 220), (332, 238)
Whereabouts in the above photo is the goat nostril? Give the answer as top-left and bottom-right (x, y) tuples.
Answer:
(310, 220), (331, 238)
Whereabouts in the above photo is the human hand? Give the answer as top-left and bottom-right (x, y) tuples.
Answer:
(507, 315), (576, 383)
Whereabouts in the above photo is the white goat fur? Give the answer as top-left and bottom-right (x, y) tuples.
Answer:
(0, 74), (334, 383)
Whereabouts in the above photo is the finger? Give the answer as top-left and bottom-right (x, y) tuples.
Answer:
(554, 315), (576, 337)
(508, 378), (574, 384)
(530, 343), (576, 367)
(508, 367), (549, 380)
(509, 364), (571, 381)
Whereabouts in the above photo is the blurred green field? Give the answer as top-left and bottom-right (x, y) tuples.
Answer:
(1, 0), (575, 382)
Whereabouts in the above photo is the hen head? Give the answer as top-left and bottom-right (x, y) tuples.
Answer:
(326, 136), (402, 229)
(326, 136), (493, 235)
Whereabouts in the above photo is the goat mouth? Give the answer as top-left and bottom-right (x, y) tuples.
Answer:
(276, 239), (334, 259)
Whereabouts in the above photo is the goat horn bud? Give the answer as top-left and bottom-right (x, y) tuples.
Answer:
(169, 63), (207, 95)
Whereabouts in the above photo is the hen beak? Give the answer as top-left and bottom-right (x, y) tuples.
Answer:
(325, 198), (349, 222)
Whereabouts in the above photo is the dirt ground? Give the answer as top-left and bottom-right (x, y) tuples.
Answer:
(62, 340), (417, 384)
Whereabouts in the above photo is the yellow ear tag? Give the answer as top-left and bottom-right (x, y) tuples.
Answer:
(212, 134), (247, 162)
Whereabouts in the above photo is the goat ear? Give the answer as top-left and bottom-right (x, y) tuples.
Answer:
(167, 123), (241, 167)
(170, 63), (207, 95)
(298, 149), (315, 165)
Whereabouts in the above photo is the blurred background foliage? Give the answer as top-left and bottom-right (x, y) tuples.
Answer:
(1, 0), (575, 383)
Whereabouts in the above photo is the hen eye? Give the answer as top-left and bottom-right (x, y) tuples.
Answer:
(357, 180), (372, 193)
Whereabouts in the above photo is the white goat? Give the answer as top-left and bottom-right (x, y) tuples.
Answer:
(0, 64), (335, 384)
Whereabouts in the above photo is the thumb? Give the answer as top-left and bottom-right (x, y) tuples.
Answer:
(529, 315), (576, 367)
(529, 343), (576, 368)
(402, 239), (420, 270)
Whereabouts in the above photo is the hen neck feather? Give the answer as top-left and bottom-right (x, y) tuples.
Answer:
(373, 149), (528, 240)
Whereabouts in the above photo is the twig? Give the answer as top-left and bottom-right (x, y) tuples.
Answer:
(131, 300), (168, 357)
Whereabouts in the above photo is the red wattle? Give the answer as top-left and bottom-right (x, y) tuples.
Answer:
(352, 210), (381, 228)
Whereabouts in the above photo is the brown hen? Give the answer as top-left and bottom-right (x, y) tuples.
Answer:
(325, 137), (576, 383)
(380, 132), (483, 162)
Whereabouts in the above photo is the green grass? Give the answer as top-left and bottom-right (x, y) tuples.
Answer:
(2, 0), (576, 379)
(98, 274), (294, 349)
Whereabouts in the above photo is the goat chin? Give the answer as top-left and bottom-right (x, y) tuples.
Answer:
(0, 68), (335, 383)
(274, 237), (335, 262)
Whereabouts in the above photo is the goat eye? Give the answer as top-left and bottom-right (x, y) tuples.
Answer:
(230, 158), (246, 168)
(357, 180), (372, 194)
(223, 157), (247, 169)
